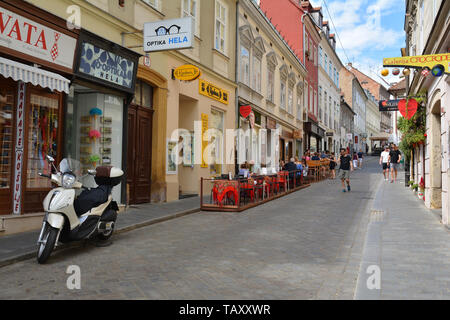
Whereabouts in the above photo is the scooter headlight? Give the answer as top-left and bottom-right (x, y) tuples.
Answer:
(62, 172), (76, 188)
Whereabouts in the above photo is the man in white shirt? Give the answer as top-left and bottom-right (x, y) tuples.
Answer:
(379, 146), (391, 181)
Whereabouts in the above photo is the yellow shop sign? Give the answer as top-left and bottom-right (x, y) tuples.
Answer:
(383, 53), (450, 74)
(173, 64), (201, 81)
(199, 79), (229, 105)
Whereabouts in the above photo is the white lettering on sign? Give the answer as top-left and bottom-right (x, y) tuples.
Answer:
(13, 81), (25, 215)
(0, 6), (77, 70)
(143, 17), (193, 52)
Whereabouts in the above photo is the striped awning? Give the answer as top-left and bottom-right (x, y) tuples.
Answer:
(0, 57), (70, 93)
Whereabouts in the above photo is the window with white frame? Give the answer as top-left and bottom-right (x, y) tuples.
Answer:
(296, 88), (303, 120)
(182, 0), (199, 36)
(142, 0), (159, 10)
(240, 46), (250, 85)
(215, 0), (227, 54)
(318, 86), (322, 121)
(267, 67), (275, 102)
(328, 60), (332, 77)
(319, 46), (322, 68)
(253, 55), (261, 92)
(314, 46), (317, 66)
(288, 85), (293, 114)
(309, 85), (313, 113)
(280, 81), (286, 109)
(324, 54), (328, 71)
(328, 96), (332, 127)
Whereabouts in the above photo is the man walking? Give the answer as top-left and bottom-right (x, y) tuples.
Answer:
(389, 144), (402, 183)
(380, 146), (390, 181)
(338, 148), (353, 192)
(357, 150), (363, 169)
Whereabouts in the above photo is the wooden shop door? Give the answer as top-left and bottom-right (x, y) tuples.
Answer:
(127, 104), (153, 204)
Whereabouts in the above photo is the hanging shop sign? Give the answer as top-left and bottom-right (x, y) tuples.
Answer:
(379, 99), (401, 111)
(201, 113), (208, 168)
(199, 79), (229, 105)
(398, 99), (418, 120)
(326, 131), (334, 137)
(383, 53), (450, 74)
(293, 129), (302, 139)
(266, 117), (276, 130)
(173, 64), (201, 81)
(239, 105), (252, 118)
(13, 81), (25, 214)
(144, 17), (193, 52)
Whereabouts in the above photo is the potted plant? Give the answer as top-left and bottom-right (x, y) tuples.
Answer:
(412, 183), (419, 192)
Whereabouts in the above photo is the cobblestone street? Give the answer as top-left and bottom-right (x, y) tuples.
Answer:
(0, 159), (382, 300)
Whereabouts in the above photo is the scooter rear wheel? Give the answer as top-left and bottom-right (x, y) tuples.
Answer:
(37, 224), (58, 264)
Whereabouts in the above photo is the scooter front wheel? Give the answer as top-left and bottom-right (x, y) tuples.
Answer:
(37, 224), (58, 264)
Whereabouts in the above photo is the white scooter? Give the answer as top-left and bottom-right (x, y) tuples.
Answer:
(36, 155), (123, 264)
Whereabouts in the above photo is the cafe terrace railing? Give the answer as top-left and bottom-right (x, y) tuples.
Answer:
(200, 170), (311, 212)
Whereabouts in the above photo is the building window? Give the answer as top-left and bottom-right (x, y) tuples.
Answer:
(133, 80), (154, 108)
(182, 0), (199, 36)
(240, 46), (250, 85)
(267, 67), (274, 102)
(215, 0), (227, 54)
(309, 85), (313, 113)
(296, 93), (302, 120)
(142, 0), (158, 10)
(314, 90), (317, 117)
(288, 85), (293, 114)
(280, 81), (286, 109)
(318, 86), (322, 121)
(319, 46), (322, 68)
(314, 46), (317, 66)
(253, 56), (261, 92)
(324, 54), (328, 71)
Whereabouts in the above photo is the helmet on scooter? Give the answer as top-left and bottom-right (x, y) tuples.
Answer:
(94, 166), (124, 186)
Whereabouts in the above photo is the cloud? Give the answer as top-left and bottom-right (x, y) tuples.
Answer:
(319, 0), (405, 71)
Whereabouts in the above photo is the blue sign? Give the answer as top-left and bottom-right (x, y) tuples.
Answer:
(79, 42), (134, 88)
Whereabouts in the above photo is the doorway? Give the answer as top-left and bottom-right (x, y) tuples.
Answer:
(430, 98), (442, 209)
(127, 80), (154, 204)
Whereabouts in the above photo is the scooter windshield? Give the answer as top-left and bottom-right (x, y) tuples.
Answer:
(59, 158), (81, 177)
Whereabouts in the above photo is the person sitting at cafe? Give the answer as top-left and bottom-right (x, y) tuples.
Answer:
(283, 157), (297, 172)
(302, 159), (308, 178)
(239, 162), (250, 177)
(311, 153), (320, 160)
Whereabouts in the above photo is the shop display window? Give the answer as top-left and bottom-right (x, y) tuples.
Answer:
(66, 84), (123, 202)
(209, 109), (223, 175)
(26, 93), (59, 189)
(0, 86), (14, 189)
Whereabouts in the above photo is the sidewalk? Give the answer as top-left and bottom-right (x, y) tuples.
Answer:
(355, 172), (450, 299)
(0, 196), (200, 268)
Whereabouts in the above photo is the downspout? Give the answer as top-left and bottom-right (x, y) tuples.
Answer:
(235, 0), (240, 175)
(301, 12), (307, 151)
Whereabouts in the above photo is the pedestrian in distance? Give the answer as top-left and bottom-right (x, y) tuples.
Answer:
(357, 149), (363, 169)
(338, 148), (353, 192)
(389, 144), (402, 183)
(352, 152), (359, 169)
(380, 146), (391, 181)
(329, 152), (337, 179)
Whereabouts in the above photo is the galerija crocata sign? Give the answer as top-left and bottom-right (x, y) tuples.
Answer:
(383, 53), (450, 74)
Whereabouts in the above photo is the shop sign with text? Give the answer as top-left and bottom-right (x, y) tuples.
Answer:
(78, 42), (135, 89)
(173, 64), (200, 81)
(144, 17), (193, 52)
(0, 5), (77, 70)
(383, 53), (450, 74)
(199, 79), (229, 105)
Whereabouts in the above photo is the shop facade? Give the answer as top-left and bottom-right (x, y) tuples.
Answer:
(0, 0), (78, 219)
(304, 121), (325, 153)
(66, 29), (140, 205)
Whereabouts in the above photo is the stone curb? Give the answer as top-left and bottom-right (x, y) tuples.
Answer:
(0, 207), (201, 269)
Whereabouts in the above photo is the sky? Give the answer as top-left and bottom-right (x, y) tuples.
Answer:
(316, 0), (406, 88)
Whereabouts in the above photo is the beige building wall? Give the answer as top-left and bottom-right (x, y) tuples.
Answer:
(26, 0), (237, 203)
(237, 0), (307, 167)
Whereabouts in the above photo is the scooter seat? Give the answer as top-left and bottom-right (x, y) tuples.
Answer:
(74, 185), (112, 216)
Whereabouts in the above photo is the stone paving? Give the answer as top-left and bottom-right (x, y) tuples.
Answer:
(0, 159), (379, 300)
(2, 157), (449, 300)
(355, 169), (450, 300)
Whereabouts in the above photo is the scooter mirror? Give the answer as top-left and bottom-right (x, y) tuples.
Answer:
(46, 155), (55, 163)
(88, 169), (97, 175)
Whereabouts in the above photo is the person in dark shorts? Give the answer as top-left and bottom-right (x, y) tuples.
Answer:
(379, 146), (390, 181)
(329, 152), (337, 179)
(389, 144), (402, 183)
(357, 150), (363, 169)
(338, 148), (353, 192)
